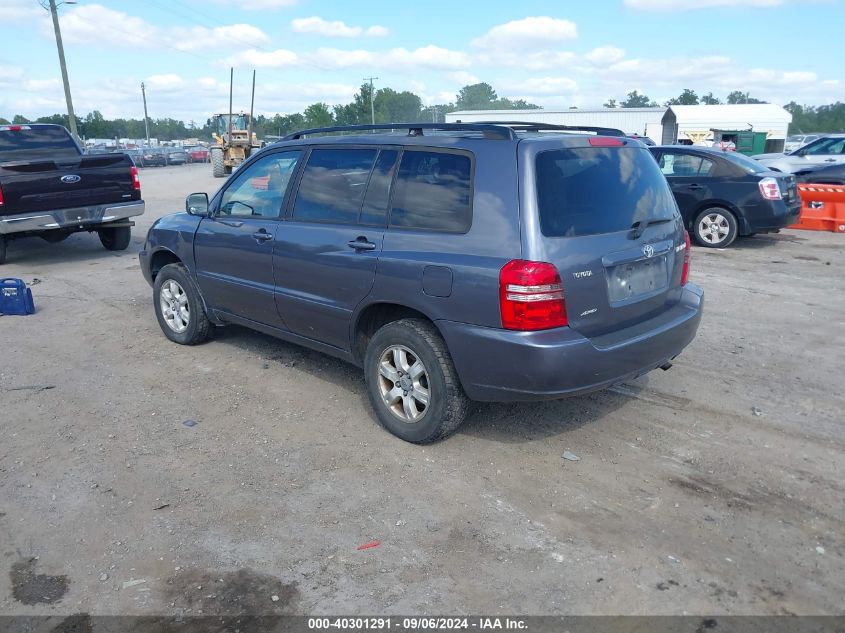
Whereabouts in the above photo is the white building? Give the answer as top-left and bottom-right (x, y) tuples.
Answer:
(660, 104), (792, 151)
(445, 107), (666, 137)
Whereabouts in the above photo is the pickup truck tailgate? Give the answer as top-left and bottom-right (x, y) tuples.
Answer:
(0, 154), (138, 216)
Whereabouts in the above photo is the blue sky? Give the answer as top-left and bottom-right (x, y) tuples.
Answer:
(0, 0), (842, 122)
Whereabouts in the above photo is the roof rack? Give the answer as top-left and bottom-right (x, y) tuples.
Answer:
(283, 123), (517, 141)
(473, 121), (626, 137)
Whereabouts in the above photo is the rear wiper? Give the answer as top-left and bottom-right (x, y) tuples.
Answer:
(630, 219), (650, 240)
(630, 217), (671, 240)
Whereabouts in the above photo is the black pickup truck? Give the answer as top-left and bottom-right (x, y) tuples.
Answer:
(0, 123), (144, 264)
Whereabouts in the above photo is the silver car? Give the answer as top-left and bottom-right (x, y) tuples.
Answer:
(783, 133), (821, 153)
(753, 134), (845, 173)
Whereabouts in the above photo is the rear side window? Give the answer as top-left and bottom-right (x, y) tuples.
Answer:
(536, 147), (678, 237)
(658, 152), (713, 177)
(0, 126), (78, 154)
(293, 148), (378, 224)
(389, 150), (472, 232)
(360, 149), (399, 226)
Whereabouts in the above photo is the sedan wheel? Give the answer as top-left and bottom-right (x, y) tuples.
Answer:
(693, 208), (738, 248)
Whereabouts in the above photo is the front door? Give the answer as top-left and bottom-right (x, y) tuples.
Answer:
(194, 150), (302, 327)
(274, 146), (399, 350)
(657, 151), (715, 223)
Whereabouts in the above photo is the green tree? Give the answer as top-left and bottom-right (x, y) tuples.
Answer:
(456, 83), (498, 110)
(701, 92), (721, 105)
(303, 103), (334, 128)
(603, 98), (618, 108)
(666, 89), (699, 106)
(374, 87), (423, 122)
(620, 91), (657, 108)
(726, 91), (766, 104)
(12, 114), (30, 124)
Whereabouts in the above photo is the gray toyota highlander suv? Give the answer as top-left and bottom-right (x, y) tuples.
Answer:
(140, 123), (703, 443)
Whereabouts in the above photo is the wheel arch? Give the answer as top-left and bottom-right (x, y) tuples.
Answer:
(351, 302), (440, 366)
(149, 248), (183, 281)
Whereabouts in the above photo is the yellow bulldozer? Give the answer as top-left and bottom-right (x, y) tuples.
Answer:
(209, 69), (261, 178)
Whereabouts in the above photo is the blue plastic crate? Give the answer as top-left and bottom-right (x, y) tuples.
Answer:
(0, 278), (35, 315)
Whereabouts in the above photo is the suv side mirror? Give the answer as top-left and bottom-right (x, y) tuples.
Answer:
(186, 192), (209, 216)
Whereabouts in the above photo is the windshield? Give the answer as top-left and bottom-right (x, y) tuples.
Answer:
(720, 151), (769, 174)
(536, 146), (679, 237)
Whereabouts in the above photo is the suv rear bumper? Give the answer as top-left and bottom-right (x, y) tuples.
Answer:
(437, 283), (703, 402)
(0, 200), (144, 235)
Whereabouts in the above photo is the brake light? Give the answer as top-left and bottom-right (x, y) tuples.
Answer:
(499, 260), (568, 330)
(130, 165), (141, 192)
(681, 230), (691, 286)
(0, 182), (4, 207)
(0, 125), (29, 132)
(758, 177), (782, 200)
(589, 136), (625, 147)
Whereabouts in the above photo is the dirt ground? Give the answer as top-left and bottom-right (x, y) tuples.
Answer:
(0, 163), (843, 616)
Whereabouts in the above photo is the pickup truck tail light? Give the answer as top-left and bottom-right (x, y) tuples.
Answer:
(130, 166), (141, 192)
(500, 260), (568, 330)
(0, 182), (4, 207)
(758, 177), (782, 200)
(681, 230), (691, 286)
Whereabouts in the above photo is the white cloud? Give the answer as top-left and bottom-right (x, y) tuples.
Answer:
(221, 0), (299, 9)
(222, 48), (299, 68)
(476, 50), (578, 72)
(58, 5), (158, 47)
(145, 74), (185, 91)
(782, 71), (817, 83)
(173, 24), (270, 50)
(0, 0), (44, 22)
(0, 65), (24, 82)
(503, 77), (579, 95)
(291, 16), (389, 38)
(472, 17), (577, 50)
(388, 46), (470, 70)
(584, 46), (626, 66)
(446, 71), (481, 86)
(624, 0), (784, 9)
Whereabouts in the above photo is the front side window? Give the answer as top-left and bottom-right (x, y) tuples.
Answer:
(389, 150), (472, 232)
(292, 148), (378, 224)
(219, 151), (301, 218)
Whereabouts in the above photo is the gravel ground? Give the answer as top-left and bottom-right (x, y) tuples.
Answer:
(0, 163), (843, 616)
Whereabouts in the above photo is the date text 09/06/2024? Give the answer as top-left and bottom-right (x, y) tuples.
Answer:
(308, 617), (528, 630)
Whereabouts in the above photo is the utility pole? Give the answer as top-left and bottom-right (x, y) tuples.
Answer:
(47, 0), (78, 141)
(141, 82), (150, 148)
(363, 76), (378, 126)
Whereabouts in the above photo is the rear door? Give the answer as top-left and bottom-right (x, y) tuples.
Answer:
(273, 146), (396, 350)
(194, 149), (302, 328)
(525, 140), (686, 339)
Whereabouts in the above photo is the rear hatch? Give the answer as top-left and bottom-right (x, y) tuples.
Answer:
(0, 126), (138, 216)
(523, 138), (687, 339)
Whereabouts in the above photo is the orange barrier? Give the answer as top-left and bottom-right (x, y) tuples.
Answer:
(792, 184), (845, 233)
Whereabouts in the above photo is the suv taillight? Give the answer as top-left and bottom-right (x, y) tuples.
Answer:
(499, 260), (568, 330)
(0, 182), (4, 207)
(130, 166), (141, 192)
(681, 230), (691, 286)
(758, 177), (782, 200)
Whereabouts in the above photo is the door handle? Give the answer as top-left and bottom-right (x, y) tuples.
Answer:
(252, 230), (273, 242)
(348, 237), (377, 251)
(823, 158), (836, 162)
(687, 184), (703, 190)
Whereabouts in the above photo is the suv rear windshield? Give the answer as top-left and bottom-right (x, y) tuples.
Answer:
(536, 147), (678, 237)
(0, 126), (79, 155)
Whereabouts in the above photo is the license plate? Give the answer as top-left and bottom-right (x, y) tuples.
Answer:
(608, 255), (668, 302)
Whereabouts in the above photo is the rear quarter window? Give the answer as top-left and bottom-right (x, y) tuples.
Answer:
(536, 146), (679, 237)
(389, 150), (472, 233)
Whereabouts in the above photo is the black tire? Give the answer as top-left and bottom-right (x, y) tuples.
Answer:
(0, 236), (7, 265)
(693, 207), (738, 248)
(98, 226), (131, 251)
(153, 263), (213, 345)
(364, 318), (469, 444)
(211, 148), (225, 178)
